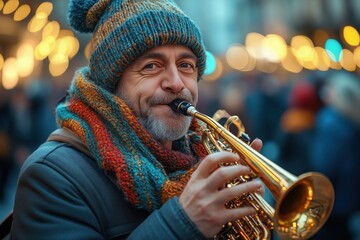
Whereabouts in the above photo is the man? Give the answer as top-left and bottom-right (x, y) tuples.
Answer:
(10, 0), (263, 239)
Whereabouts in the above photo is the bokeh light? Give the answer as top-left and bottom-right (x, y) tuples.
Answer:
(262, 34), (287, 62)
(343, 25), (360, 47)
(203, 57), (223, 82)
(0, 53), (4, 71)
(2, 57), (19, 90)
(204, 51), (216, 75)
(36, 2), (53, 18)
(3, 0), (19, 14)
(281, 47), (303, 73)
(325, 38), (343, 62)
(354, 46), (360, 68)
(340, 49), (356, 71)
(16, 42), (34, 77)
(314, 47), (330, 71)
(13, 4), (30, 21)
(226, 44), (252, 71)
(245, 32), (265, 59)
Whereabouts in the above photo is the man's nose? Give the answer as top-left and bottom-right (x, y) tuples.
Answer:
(161, 65), (185, 93)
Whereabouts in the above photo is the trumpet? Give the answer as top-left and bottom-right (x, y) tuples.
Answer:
(169, 99), (334, 240)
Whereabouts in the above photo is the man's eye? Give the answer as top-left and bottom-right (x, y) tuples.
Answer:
(179, 62), (195, 69)
(144, 63), (157, 69)
(179, 62), (196, 72)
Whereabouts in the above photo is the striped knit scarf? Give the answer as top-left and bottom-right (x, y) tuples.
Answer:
(56, 67), (208, 211)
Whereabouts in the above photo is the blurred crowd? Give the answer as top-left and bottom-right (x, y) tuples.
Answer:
(1, 69), (360, 239)
(0, 79), (61, 219)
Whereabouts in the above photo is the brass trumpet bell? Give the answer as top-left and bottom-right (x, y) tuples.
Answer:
(274, 172), (334, 239)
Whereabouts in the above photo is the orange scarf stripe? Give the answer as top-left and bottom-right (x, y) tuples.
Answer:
(62, 119), (87, 144)
(67, 99), (140, 205)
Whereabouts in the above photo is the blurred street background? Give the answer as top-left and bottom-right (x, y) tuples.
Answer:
(1, 0), (360, 239)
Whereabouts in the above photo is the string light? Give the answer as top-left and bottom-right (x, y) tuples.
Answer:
(1, 1), (360, 87)
(204, 51), (216, 75)
(2, 58), (19, 90)
(325, 39), (343, 62)
(343, 25), (360, 47)
(0, 54), (3, 71)
(3, 0), (19, 15)
(13, 4), (30, 21)
(0, 0), (82, 90)
(0, 1), (4, 11)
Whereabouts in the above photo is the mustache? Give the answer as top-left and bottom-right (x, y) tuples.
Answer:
(147, 91), (194, 106)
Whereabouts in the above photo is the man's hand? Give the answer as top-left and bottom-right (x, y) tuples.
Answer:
(179, 138), (264, 238)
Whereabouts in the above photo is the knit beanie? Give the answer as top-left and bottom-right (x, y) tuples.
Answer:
(68, 0), (206, 92)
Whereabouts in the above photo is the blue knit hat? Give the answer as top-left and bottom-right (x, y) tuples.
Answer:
(68, 0), (206, 92)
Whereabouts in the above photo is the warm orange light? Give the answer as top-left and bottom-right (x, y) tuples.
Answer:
(256, 60), (277, 73)
(340, 49), (356, 71)
(28, 15), (48, 32)
(291, 35), (317, 69)
(35, 41), (53, 60)
(2, 57), (19, 90)
(343, 26), (360, 46)
(226, 44), (250, 71)
(49, 55), (69, 77)
(0, 1), (4, 11)
(354, 46), (360, 68)
(16, 43), (34, 77)
(13, 4), (31, 21)
(314, 47), (330, 71)
(295, 46), (316, 62)
(245, 32), (265, 59)
(281, 47), (303, 73)
(36, 2), (53, 18)
(42, 21), (60, 39)
(291, 35), (314, 50)
(84, 41), (92, 61)
(0, 54), (4, 71)
(262, 34), (287, 62)
(3, 0), (19, 14)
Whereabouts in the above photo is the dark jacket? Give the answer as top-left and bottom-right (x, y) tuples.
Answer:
(10, 129), (205, 239)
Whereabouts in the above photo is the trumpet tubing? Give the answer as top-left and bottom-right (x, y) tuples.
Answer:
(169, 99), (335, 240)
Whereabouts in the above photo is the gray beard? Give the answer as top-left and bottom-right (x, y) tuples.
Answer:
(137, 110), (192, 142)
(118, 92), (194, 142)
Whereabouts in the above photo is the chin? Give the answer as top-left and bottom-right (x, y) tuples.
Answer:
(162, 113), (186, 127)
(140, 105), (192, 140)
(151, 115), (191, 141)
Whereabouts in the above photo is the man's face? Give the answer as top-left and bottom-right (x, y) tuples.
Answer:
(116, 45), (199, 147)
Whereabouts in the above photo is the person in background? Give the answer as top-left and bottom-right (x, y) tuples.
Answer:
(309, 71), (360, 240)
(277, 79), (323, 176)
(0, 88), (33, 202)
(0, 92), (12, 201)
(10, 0), (264, 239)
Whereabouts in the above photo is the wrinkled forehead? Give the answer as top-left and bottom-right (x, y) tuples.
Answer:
(138, 45), (197, 60)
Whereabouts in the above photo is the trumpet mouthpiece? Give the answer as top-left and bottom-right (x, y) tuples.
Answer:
(169, 99), (193, 116)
